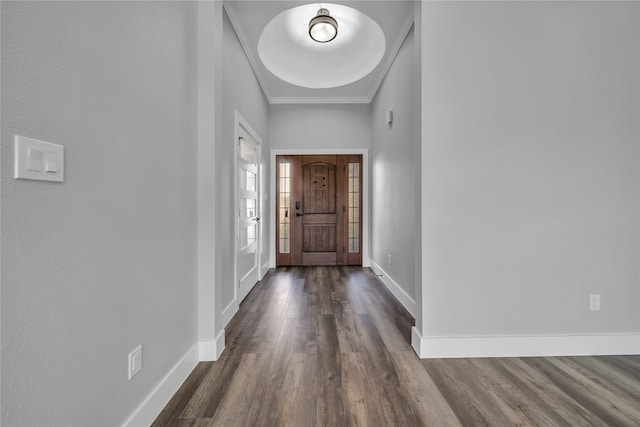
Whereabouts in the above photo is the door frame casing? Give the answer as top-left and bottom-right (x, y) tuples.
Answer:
(269, 148), (369, 268)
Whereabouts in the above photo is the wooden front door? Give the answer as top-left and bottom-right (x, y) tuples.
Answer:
(276, 155), (362, 266)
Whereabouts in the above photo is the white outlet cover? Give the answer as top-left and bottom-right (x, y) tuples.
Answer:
(590, 294), (600, 311)
(128, 345), (142, 380)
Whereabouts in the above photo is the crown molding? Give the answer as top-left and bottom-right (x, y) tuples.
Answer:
(369, 15), (415, 102)
(223, 3), (273, 103)
(270, 96), (371, 105)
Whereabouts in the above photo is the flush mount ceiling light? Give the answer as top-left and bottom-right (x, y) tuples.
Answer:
(308, 8), (338, 43)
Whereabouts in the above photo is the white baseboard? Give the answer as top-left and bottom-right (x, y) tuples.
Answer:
(261, 263), (270, 278)
(122, 343), (199, 427)
(221, 298), (238, 327)
(200, 330), (226, 361)
(199, 340), (216, 361)
(411, 326), (423, 357)
(369, 259), (417, 318)
(215, 329), (225, 359)
(411, 327), (640, 359)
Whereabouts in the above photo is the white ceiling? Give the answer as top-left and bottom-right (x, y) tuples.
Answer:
(258, 3), (387, 89)
(224, 1), (415, 104)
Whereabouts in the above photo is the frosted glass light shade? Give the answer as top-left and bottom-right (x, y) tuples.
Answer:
(309, 9), (337, 43)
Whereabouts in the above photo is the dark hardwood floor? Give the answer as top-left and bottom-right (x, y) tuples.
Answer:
(153, 267), (640, 426)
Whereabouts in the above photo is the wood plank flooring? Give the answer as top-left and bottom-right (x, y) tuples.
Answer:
(153, 267), (640, 426)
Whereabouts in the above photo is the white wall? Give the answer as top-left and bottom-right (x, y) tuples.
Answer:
(370, 27), (418, 315)
(219, 8), (270, 325)
(1, 2), (198, 425)
(417, 1), (640, 356)
(269, 104), (371, 150)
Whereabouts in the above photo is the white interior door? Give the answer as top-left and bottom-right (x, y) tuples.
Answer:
(237, 125), (261, 301)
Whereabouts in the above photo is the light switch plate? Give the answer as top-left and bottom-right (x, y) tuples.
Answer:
(128, 345), (142, 380)
(14, 135), (64, 182)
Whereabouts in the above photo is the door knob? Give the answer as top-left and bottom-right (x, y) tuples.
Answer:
(296, 213), (304, 217)
(253, 216), (261, 222)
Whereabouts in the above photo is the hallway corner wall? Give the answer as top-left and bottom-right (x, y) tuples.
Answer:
(418, 1), (640, 357)
(197, 0), (223, 362)
(219, 7), (270, 328)
(1, 2), (199, 425)
(370, 26), (419, 317)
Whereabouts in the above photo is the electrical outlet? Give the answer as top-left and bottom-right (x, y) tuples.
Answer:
(128, 345), (142, 380)
(590, 294), (600, 311)
(388, 254), (392, 265)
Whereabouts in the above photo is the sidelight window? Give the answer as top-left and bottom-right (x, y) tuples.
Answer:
(279, 163), (291, 253)
(348, 162), (360, 253)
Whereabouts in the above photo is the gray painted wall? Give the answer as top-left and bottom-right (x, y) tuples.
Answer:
(371, 28), (417, 303)
(420, 1), (640, 337)
(269, 104), (371, 150)
(1, 2), (198, 425)
(220, 9), (270, 315)
(4, 1), (637, 423)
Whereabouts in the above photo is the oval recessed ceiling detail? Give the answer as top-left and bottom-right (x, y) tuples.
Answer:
(258, 3), (386, 89)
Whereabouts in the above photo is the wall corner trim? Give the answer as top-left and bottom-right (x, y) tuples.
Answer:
(370, 259), (417, 318)
(121, 343), (199, 427)
(215, 330), (226, 360)
(199, 339), (218, 362)
(412, 333), (640, 359)
(411, 327), (424, 357)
